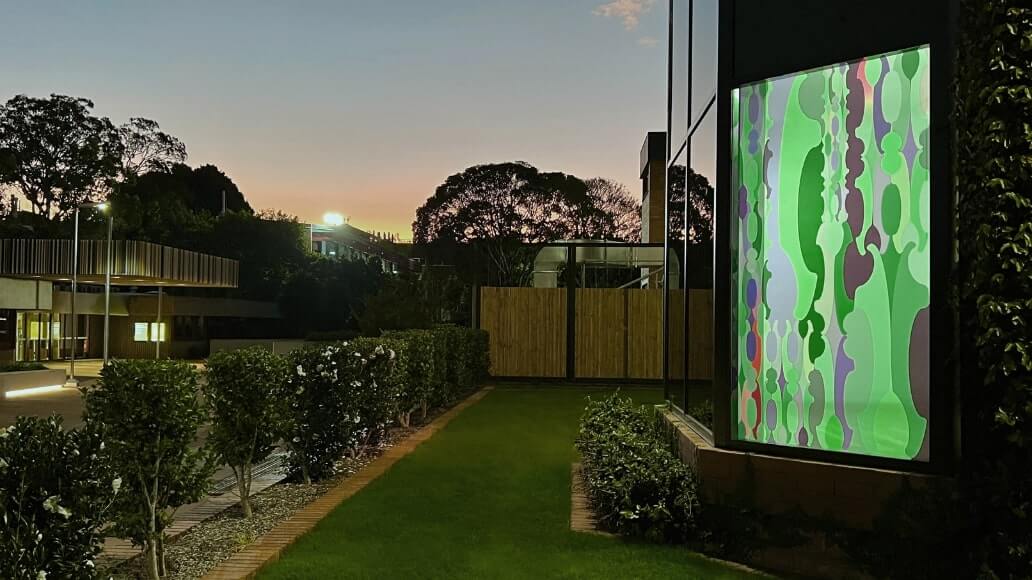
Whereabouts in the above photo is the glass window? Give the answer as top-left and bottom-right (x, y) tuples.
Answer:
(665, 151), (687, 410)
(150, 323), (167, 343)
(685, 104), (717, 430)
(731, 46), (932, 461)
(669, 0), (689, 154)
(690, 0), (719, 125)
(134, 322), (149, 342)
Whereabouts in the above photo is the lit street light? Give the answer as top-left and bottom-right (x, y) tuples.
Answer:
(323, 212), (345, 227)
(67, 201), (112, 388)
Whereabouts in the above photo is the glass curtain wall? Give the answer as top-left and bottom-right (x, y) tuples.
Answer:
(665, 0), (689, 411)
(666, 0), (718, 430)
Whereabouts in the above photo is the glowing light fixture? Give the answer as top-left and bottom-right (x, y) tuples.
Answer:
(5, 385), (65, 399)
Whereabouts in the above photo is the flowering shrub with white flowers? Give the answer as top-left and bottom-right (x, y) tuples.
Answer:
(348, 337), (407, 441)
(0, 417), (119, 580)
(283, 343), (371, 483)
(282, 329), (489, 483)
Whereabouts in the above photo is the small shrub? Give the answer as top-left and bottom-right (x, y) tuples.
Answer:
(0, 417), (119, 580)
(384, 329), (438, 425)
(348, 337), (406, 443)
(431, 326), (489, 402)
(469, 328), (490, 382)
(205, 347), (289, 518)
(576, 394), (701, 542)
(284, 340), (402, 482)
(428, 328), (454, 407)
(283, 344), (361, 484)
(82, 360), (215, 580)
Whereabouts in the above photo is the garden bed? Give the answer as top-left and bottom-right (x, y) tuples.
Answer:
(102, 423), (419, 579)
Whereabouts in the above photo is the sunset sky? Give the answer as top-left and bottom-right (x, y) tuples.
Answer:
(0, 0), (667, 238)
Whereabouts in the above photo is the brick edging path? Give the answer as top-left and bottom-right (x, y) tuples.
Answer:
(202, 386), (494, 580)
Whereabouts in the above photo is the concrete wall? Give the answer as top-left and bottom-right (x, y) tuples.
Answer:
(210, 339), (306, 356)
(0, 278), (52, 310)
(52, 291), (129, 316)
(660, 408), (938, 530)
(0, 369), (67, 396)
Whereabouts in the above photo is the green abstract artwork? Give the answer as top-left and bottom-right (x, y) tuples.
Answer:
(731, 46), (931, 461)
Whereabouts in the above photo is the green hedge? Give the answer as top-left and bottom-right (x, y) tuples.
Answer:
(283, 327), (488, 482)
(433, 326), (490, 402)
(348, 337), (409, 443)
(383, 329), (442, 425)
(576, 394), (701, 542)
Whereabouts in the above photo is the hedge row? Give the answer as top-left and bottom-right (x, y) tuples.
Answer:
(0, 326), (489, 579)
(286, 327), (488, 482)
(576, 394), (701, 543)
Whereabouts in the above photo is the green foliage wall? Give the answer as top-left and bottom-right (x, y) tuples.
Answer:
(955, 0), (1032, 575)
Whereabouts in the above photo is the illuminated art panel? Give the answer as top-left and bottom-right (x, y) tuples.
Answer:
(731, 46), (931, 460)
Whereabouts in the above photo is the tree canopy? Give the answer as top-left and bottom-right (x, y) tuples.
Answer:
(667, 166), (714, 244)
(413, 162), (640, 245)
(118, 117), (187, 180)
(0, 94), (123, 217)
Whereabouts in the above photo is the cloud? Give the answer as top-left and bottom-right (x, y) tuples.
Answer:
(637, 36), (658, 48)
(593, 0), (656, 31)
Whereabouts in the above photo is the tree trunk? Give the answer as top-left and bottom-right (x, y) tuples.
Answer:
(238, 462), (253, 518)
(145, 495), (160, 580)
(301, 463), (311, 486)
(144, 540), (160, 580)
(157, 535), (167, 577)
(421, 399), (428, 421)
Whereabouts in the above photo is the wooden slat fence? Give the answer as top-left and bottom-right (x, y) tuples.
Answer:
(479, 287), (567, 377)
(479, 286), (712, 380)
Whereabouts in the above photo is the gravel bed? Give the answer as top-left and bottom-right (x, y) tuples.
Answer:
(102, 425), (417, 580)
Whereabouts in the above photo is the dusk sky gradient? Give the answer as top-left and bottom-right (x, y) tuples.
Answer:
(0, 1), (666, 238)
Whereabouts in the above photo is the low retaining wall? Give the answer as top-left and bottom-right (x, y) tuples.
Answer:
(209, 339), (306, 356)
(659, 408), (937, 530)
(0, 369), (67, 397)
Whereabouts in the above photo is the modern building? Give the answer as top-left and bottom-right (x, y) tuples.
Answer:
(309, 222), (411, 274)
(660, 0), (956, 531)
(0, 239), (279, 363)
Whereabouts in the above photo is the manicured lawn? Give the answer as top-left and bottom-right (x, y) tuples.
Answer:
(259, 387), (758, 579)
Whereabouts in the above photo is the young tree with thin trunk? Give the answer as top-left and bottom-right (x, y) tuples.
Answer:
(83, 360), (214, 580)
(205, 347), (289, 518)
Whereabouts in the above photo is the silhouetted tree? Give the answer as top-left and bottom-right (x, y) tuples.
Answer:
(413, 162), (639, 285)
(667, 166), (714, 243)
(118, 117), (187, 181)
(0, 94), (122, 217)
(185, 164), (252, 215)
(582, 177), (641, 242)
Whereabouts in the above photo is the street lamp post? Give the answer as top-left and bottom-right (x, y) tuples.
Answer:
(66, 201), (109, 388)
(103, 210), (113, 365)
